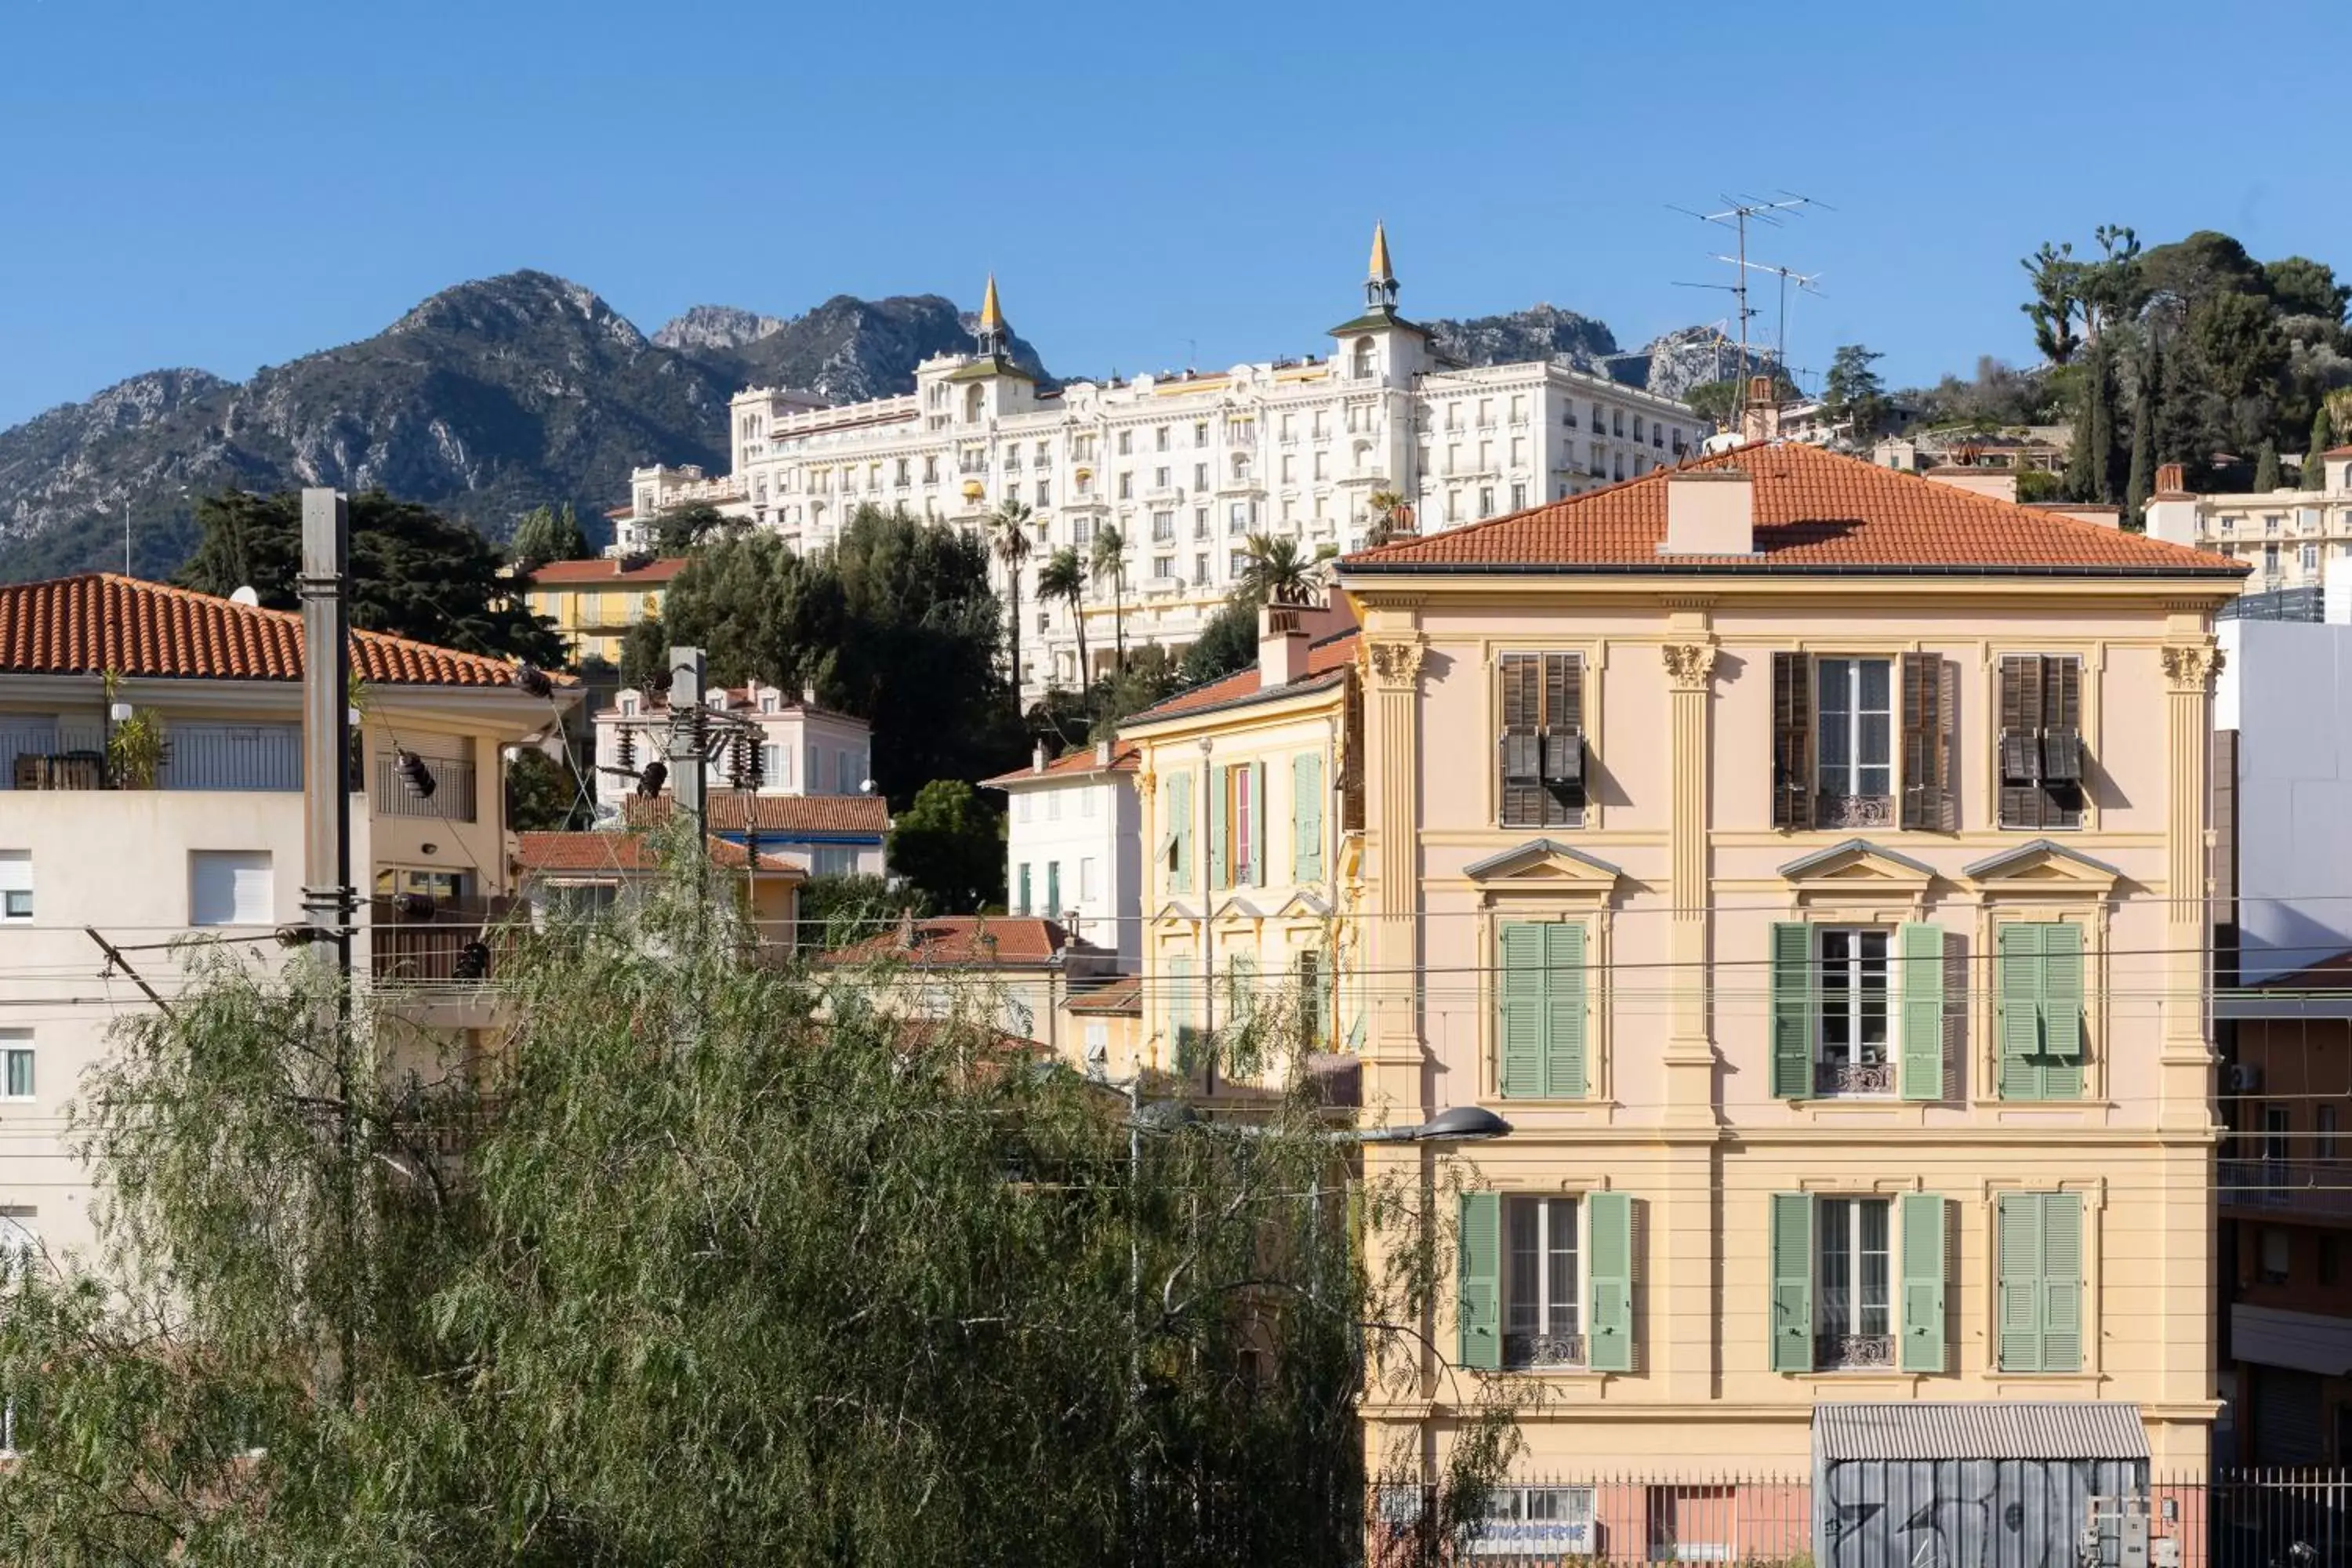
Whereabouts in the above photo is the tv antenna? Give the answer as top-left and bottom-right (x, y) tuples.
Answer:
(1668, 192), (1828, 419)
(1711, 256), (1824, 383)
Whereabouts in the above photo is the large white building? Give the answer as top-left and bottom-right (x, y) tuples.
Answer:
(982, 738), (1142, 970)
(613, 227), (1701, 697)
(2145, 452), (2352, 593)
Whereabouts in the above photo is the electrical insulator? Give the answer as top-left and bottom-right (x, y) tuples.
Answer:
(394, 749), (437, 800)
(453, 939), (490, 982)
(393, 891), (436, 921)
(616, 728), (636, 771)
(637, 758), (669, 799)
(731, 731), (760, 789)
(511, 662), (553, 699)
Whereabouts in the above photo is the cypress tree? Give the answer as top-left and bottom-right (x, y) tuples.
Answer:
(2254, 438), (2281, 492)
(2125, 364), (2155, 523)
(2309, 405), (2334, 489)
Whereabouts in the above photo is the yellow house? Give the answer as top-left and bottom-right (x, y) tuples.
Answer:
(1334, 444), (2244, 1495)
(1121, 601), (1366, 1090)
(520, 556), (684, 666)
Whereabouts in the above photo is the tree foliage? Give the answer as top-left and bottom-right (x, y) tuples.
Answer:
(1820, 345), (1889, 441)
(0, 844), (1521, 1564)
(887, 779), (1006, 913)
(1178, 597), (1262, 688)
(649, 501), (740, 555)
(504, 745), (589, 833)
(176, 488), (564, 666)
(507, 503), (591, 571)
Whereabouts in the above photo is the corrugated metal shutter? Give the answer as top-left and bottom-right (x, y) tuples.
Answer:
(165, 724), (301, 790)
(2252, 1367), (2326, 1465)
(1814, 1400), (2149, 1461)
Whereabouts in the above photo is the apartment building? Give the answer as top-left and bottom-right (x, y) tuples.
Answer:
(2147, 454), (2352, 594)
(983, 739), (1141, 968)
(0, 574), (576, 1266)
(517, 555), (682, 667)
(593, 681), (872, 810)
(612, 227), (1698, 699)
(1333, 445), (2242, 1490)
(1120, 601), (1365, 1089)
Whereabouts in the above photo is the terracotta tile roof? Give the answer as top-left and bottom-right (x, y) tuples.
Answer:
(1127, 627), (1360, 724)
(514, 830), (804, 877)
(626, 793), (890, 837)
(823, 914), (1072, 967)
(1343, 445), (2250, 577)
(0, 573), (571, 687)
(522, 557), (688, 586)
(982, 742), (1141, 786)
(1065, 975), (1143, 1015)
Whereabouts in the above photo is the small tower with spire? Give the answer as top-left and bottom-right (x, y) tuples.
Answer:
(1366, 220), (1399, 315)
(974, 273), (1010, 360)
(915, 271), (1037, 434)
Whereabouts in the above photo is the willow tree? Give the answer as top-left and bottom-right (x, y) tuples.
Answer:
(0, 830), (1522, 1566)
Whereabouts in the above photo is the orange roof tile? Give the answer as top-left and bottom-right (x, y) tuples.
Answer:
(626, 793), (889, 837)
(1065, 975), (1143, 1015)
(1127, 627), (1360, 724)
(514, 830), (804, 877)
(982, 742), (1141, 787)
(523, 557), (688, 586)
(0, 573), (569, 687)
(823, 914), (1072, 967)
(1344, 445), (2249, 577)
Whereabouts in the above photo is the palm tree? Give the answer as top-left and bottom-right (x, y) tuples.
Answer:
(1366, 488), (1408, 546)
(1236, 532), (1315, 608)
(1036, 546), (1089, 686)
(1090, 524), (1129, 674)
(988, 499), (1036, 706)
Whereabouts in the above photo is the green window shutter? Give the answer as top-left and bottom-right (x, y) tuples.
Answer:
(1457, 1192), (1501, 1372)
(1017, 863), (1031, 916)
(2039, 1192), (2085, 1373)
(1248, 763), (1266, 887)
(1584, 1191), (1633, 1372)
(2042, 923), (2084, 1059)
(1897, 922), (1944, 1101)
(1045, 861), (1060, 918)
(1544, 922), (1588, 1099)
(1769, 1192), (1814, 1373)
(1167, 771), (1192, 892)
(1228, 953), (1257, 1025)
(1769, 923), (1814, 1098)
(1898, 1192), (1947, 1374)
(1996, 1192), (2043, 1370)
(1292, 752), (1324, 883)
(1997, 924), (2047, 1100)
(1497, 924), (1546, 1099)
(1208, 766), (1230, 889)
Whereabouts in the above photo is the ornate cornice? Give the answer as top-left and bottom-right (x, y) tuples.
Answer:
(1363, 637), (1428, 690)
(1661, 641), (1719, 691)
(2161, 644), (2222, 691)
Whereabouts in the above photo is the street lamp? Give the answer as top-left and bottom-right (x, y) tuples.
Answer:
(1123, 1097), (1513, 1147)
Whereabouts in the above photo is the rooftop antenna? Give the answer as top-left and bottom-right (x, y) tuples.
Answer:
(1669, 191), (1826, 419)
(1711, 256), (1824, 386)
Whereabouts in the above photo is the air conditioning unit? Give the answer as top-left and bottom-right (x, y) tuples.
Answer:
(2225, 1063), (2262, 1093)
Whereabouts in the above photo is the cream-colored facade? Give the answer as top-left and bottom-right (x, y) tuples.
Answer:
(2146, 452), (2352, 593)
(1337, 448), (2241, 1480)
(612, 230), (1700, 700)
(1121, 607), (1365, 1088)
(518, 556), (681, 667)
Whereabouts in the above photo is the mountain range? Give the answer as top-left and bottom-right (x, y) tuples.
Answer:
(0, 272), (1733, 582)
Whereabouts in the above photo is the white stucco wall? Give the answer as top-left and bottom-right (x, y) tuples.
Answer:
(2220, 619), (2352, 982)
(1002, 771), (1140, 968)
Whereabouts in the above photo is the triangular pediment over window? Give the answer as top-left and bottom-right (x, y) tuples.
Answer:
(1963, 838), (2121, 895)
(1464, 838), (1623, 906)
(1776, 838), (1937, 895)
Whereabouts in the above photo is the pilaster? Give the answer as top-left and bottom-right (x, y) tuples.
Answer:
(1659, 632), (1721, 1126)
(2158, 641), (2220, 1131)
(1360, 626), (1428, 1116)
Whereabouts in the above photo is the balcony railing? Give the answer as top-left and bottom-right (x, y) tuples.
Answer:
(368, 895), (519, 986)
(1815, 1332), (1896, 1370)
(1504, 1331), (1586, 1370)
(1813, 1058), (1894, 1097)
(2220, 1158), (2352, 1220)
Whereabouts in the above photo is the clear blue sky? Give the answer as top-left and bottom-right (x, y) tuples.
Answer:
(1, 0), (2339, 430)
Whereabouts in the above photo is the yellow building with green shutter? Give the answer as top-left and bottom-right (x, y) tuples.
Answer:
(1334, 444), (2242, 1506)
(518, 556), (684, 666)
(1121, 602), (1365, 1087)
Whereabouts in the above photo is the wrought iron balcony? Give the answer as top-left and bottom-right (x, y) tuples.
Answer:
(2219, 1159), (2352, 1221)
(1814, 792), (1895, 829)
(1813, 1058), (1895, 1098)
(1504, 1332), (1587, 1370)
(1816, 1333), (1896, 1370)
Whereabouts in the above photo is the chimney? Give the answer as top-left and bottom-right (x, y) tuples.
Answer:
(1737, 375), (1782, 444)
(2154, 461), (2186, 496)
(1033, 739), (1050, 774)
(800, 681), (818, 707)
(1659, 468), (1755, 556)
(1094, 737), (1114, 767)
(1258, 601), (1308, 688)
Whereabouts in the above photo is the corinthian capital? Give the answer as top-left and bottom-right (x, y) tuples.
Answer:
(1661, 641), (1719, 691)
(1364, 637), (1428, 690)
(2161, 644), (2222, 691)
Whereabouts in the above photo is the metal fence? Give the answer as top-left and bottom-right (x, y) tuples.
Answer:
(2219, 585), (2325, 622)
(1366, 1469), (2351, 1566)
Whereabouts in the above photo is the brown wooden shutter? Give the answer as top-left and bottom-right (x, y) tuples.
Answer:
(1901, 653), (1952, 831)
(1543, 652), (1584, 792)
(1998, 656), (2042, 829)
(2044, 656), (2084, 827)
(1772, 652), (1811, 829)
(1499, 654), (1541, 825)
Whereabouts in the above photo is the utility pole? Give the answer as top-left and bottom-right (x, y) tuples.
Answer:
(1672, 193), (1824, 421)
(298, 487), (358, 1403)
(123, 496), (132, 576)
(668, 645), (706, 833)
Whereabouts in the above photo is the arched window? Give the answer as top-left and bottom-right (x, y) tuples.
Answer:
(1353, 441), (1374, 474)
(964, 384), (985, 423)
(1352, 337), (1377, 379)
(1231, 452), (1250, 481)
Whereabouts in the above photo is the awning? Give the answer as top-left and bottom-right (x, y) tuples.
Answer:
(1815, 1402), (2148, 1462)
(2231, 1304), (2352, 1377)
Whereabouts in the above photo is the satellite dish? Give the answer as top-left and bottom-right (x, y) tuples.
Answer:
(230, 585), (261, 606)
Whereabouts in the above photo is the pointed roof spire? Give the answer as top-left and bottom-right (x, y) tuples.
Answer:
(1368, 220), (1394, 285)
(978, 273), (1006, 333)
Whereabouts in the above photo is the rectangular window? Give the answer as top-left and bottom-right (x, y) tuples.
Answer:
(1497, 921), (1587, 1099)
(1815, 655), (1893, 806)
(0, 1033), (31, 1102)
(1510, 481), (1526, 510)
(1774, 652), (1948, 831)
(1155, 426), (1170, 452)
(1193, 554), (1210, 587)
(2262, 1103), (2292, 1164)
(1152, 510), (1174, 543)
(1294, 948), (1325, 1051)
(2318, 1103), (2340, 1163)
(1815, 929), (1892, 1096)
(1079, 856), (1098, 901)
(1045, 861), (1061, 917)
(1218, 763), (1258, 887)
(1998, 655), (2085, 830)
(1497, 652), (1584, 828)
(2259, 1225), (2292, 1285)
(0, 851), (27, 920)
(1153, 466), (1170, 489)
(811, 845), (859, 877)
(1152, 555), (1174, 580)
(1771, 1191), (1944, 1374)
(1997, 922), (2085, 1101)
(760, 744), (784, 788)
(189, 851), (273, 927)
(1996, 1191), (2085, 1372)
(1816, 1196), (1893, 1368)
(1504, 1195), (1581, 1369)
(1016, 863), (1031, 916)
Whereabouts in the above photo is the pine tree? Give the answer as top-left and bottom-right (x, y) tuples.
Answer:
(2125, 362), (2155, 524)
(2254, 439), (2281, 492)
(2309, 405), (2334, 490)
(2067, 344), (2122, 504)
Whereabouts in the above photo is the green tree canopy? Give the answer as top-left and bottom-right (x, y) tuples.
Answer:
(2263, 256), (2350, 325)
(504, 745), (589, 833)
(507, 503), (592, 572)
(1821, 344), (1889, 440)
(887, 778), (1006, 913)
(176, 488), (562, 666)
(650, 500), (741, 555)
(1178, 597), (1262, 688)
(0, 844), (1518, 1563)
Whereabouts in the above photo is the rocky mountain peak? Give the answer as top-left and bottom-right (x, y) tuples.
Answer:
(652, 305), (789, 352)
(390, 270), (648, 352)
